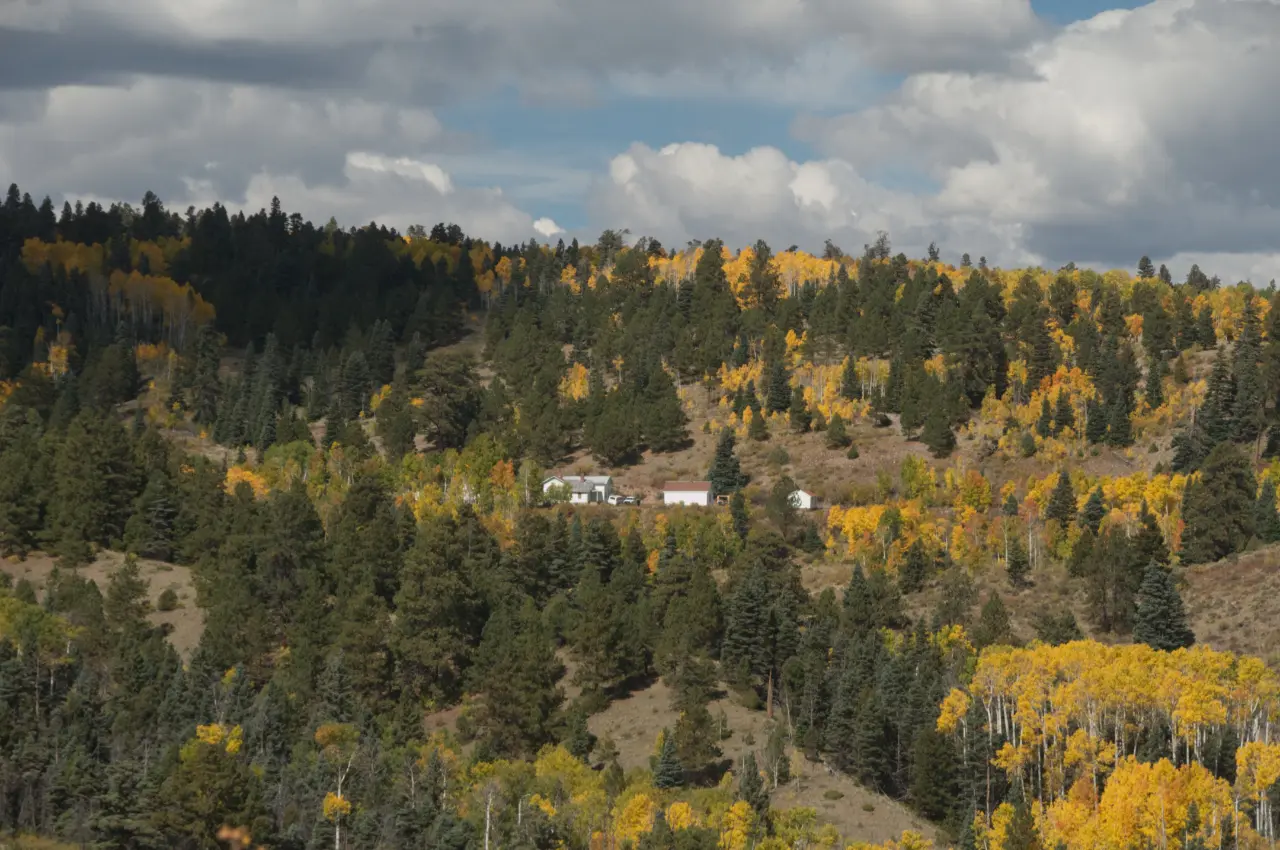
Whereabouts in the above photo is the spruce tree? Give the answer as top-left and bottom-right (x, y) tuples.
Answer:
(748, 406), (769, 441)
(654, 730), (684, 789)
(1133, 563), (1195, 651)
(737, 752), (769, 816)
(899, 539), (929, 593)
(825, 412), (851, 448)
(1180, 443), (1256, 564)
(708, 428), (747, 496)
(1006, 536), (1029, 588)
(1035, 395), (1053, 438)
(1045, 469), (1076, 525)
(1079, 487), (1106, 535)
(839, 357), (861, 400)
(1145, 355), (1166, 410)
(765, 358), (790, 414)
(1084, 398), (1108, 444)
(1137, 255), (1155, 279)
(921, 404), (955, 458)
(1196, 305), (1217, 348)
(789, 385), (811, 433)
(730, 491), (750, 541)
(1255, 479), (1280, 543)
(1232, 300), (1265, 444)
(1053, 390), (1076, 433)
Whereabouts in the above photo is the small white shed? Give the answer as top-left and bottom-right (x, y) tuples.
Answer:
(789, 489), (816, 510)
(663, 481), (712, 507)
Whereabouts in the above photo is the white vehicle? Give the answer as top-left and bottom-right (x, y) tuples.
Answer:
(607, 494), (625, 506)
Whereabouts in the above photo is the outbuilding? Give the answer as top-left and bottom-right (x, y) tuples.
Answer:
(789, 489), (817, 511)
(663, 481), (712, 506)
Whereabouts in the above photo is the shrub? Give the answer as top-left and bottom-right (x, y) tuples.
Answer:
(157, 588), (179, 612)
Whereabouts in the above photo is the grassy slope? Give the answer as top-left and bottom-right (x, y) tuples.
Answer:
(1, 551), (203, 658)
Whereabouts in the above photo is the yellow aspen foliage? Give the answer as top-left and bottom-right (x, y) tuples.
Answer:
(613, 792), (659, 845)
(846, 831), (935, 850)
(323, 792), (352, 822)
(560, 362), (590, 401)
(529, 793), (557, 818)
(226, 465), (269, 499)
(718, 801), (756, 850)
(665, 801), (699, 831)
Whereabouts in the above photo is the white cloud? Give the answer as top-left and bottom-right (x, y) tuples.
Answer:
(795, 0), (1280, 271)
(533, 217), (564, 238)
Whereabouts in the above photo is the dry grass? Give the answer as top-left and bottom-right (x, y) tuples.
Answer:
(1, 550), (204, 658)
(1183, 544), (1280, 666)
(587, 676), (937, 846)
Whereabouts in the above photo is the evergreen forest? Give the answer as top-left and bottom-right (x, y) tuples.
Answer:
(4, 185), (1280, 850)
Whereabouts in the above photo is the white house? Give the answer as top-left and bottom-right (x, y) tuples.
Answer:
(543, 474), (613, 504)
(663, 481), (712, 507)
(789, 489), (816, 511)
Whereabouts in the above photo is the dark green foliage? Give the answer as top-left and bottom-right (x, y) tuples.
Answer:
(1078, 487), (1106, 535)
(708, 428), (747, 496)
(1180, 443), (1256, 564)
(921, 404), (955, 458)
(730, 491), (750, 541)
(1133, 563), (1195, 652)
(1045, 469), (1076, 526)
(737, 752), (769, 816)
(825, 412), (850, 448)
(1006, 535), (1030, 588)
(1255, 479), (1280, 543)
(789, 385), (811, 433)
(654, 730), (684, 789)
(972, 592), (1014, 649)
(1032, 609), (1083, 645)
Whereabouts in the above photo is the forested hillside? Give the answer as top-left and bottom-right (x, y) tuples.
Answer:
(5, 184), (1280, 850)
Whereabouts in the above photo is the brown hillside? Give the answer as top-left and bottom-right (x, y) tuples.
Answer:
(1, 551), (204, 658)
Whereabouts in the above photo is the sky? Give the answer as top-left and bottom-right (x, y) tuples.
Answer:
(2, 0), (1279, 283)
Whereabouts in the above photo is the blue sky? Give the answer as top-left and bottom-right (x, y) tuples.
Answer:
(436, 0), (1149, 234)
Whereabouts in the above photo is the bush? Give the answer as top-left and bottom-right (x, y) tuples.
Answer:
(846, 443), (859, 460)
(157, 588), (179, 612)
(766, 446), (790, 467)
(823, 790), (844, 801)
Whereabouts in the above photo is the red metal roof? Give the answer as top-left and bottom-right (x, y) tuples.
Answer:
(664, 481), (711, 492)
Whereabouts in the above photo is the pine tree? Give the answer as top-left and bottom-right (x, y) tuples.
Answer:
(1035, 395), (1053, 437)
(708, 428), (747, 496)
(1006, 536), (1029, 588)
(789, 385), (811, 433)
(839, 358), (861, 400)
(654, 730), (684, 789)
(1196, 305), (1217, 348)
(825, 412), (850, 448)
(1133, 563), (1195, 651)
(899, 538), (929, 593)
(747, 406), (769, 441)
(1145, 355), (1166, 410)
(921, 404), (955, 458)
(1045, 469), (1076, 525)
(1053, 390), (1076, 433)
(730, 491), (750, 541)
(1137, 255), (1155, 279)
(1084, 398), (1108, 444)
(1255, 479), (1280, 543)
(765, 358), (790, 414)
(737, 752), (769, 816)
(1232, 299), (1265, 444)
(1180, 443), (1256, 564)
(1079, 486), (1107, 535)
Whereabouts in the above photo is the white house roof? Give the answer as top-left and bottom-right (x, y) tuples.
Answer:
(545, 474), (611, 494)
